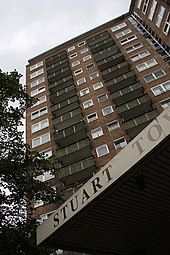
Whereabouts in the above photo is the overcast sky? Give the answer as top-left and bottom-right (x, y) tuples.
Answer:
(0, 0), (131, 83)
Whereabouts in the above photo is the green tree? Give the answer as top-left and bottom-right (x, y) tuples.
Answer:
(0, 70), (62, 255)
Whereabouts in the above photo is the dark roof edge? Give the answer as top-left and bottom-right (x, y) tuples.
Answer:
(28, 12), (130, 64)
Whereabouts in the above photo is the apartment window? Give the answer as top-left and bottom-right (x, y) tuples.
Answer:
(111, 22), (127, 32)
(77, 77), (86, 85)
(148, 0), (157, 21)
(67, 46), (75, 52)
(30, 61), (43, 71)
(136, 0), (142, 9)
(144, 69), (166, 83)
(30, 69), (44, 79)
(32, 133), (50, 148)
(34, 199), (44, 208)
(37, 171), (54, 182)
(69, 53), (77, 59)
(91, 127), (103, 139)
(113, 137), (127, 151)
(89, 72), (99, 80)
(93, 82), (104, 90)
(72, 60), (80, 67)
(125, 42), (143, 53)
(40, 148), (53, 158)
(107, 121), (119, 131)
(120, 35), (137, 45)
(78, 41), (86, 47)
(86, 63), (95, 70)
(31, 107), (48, 120)
(102, 106), (113, 116)
(96, 144), (109, 157)
(115, 29), (132, 38)
(31, 86), (45, 97)
(136, 59), (158, 72)
(156, 6), (165, 27)
(83, 55), (92, 62)
(31, 95), (46, 108)
(130, 50), (150, 62)
(31, 76), (45, 88)
(79, 88), (90, 96)
(151, 80), (170, 95)
(86, 112), (98, 122)
(142, 0), (150, 15)
(97, 93), (108, 102)
(83, 99), (93, 109)
(80, 47), (89, 54)
(74, 68), (83, 76)
(163, 12), (170, 35)
(31, 119), (49, 133)
(160, 98), (170, 109)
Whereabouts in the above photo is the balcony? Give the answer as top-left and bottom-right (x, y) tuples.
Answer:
(48, 76), (74, 94)
(58, 157), (96, 186)
(101, 61), (130, 81)
(90, 38), (115, 54)
(49, 86), (76, 104)
(94, 45), (119, 62)
(45, 51), (67, 67)
(106, 71), (136, 93)
(97, 52), (124, 71)
(87, 33), (110, 47)
(116, 96), (153, 121)
(46, 59), (69, 75)
(51, 101), (80, 117)
(111, 82), (144, 106)
(55, 122), (87, 148)
(48, 67), (71, 84)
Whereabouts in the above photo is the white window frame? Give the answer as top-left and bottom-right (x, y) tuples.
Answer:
(40, 148), (53, 158)
(91, 127), (103, 139)
(125, 42), (143, 53)
(111, 22), (127, 32)
(80, 48), (89, 54)
(97, 93), (108, 102)
(130, 50), (150, 62)
(143, 69), (166, 83)
(30, 69), (44, 79)
(78, 41), (86, 47)
(83, 99), (93, 109)
(89, 72), (99, 80)
(74, 68), (83, 76)
(120, 35), (137, 45)
(67, 46), (75, 52)
(156, 6), (165, 27)
(96, 144), (109, 157)
(142, 0), (150, 15)
(32, 133), (50, 148)
(163, 12), (170, 35)
(30, 61), (43, 71)
(107, 120), (120, 131)
(31, 119), (49, 133)
(136, 0), (142, 9)
(83, 55), (92, 62)
(160, 98), (170, 109)
(93, 82), (104, 90)
(136, 59), (158, 72)
(77, 77), (86, 85)
(31, 106), (48, 120)
(115, 28), (132, 38)
(30, 76), (45, 88)
(72, 60), (80, 67)
(86, 63), (95, 70)
(148, 0), (157, 21)
(31, 95), (46, 108)
(151, 80), (170, 96)
(34, 199), (44, 208)
(79, 88), (90, 96)
(113, 137), (127, 151)
(30, 86), (45, 97)
(102, 106), (114, 116)
(86, 112), (98, 123)
(69, 53), (77, 59)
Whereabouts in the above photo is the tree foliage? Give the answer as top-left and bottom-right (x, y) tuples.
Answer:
(0, 70), (62, 254)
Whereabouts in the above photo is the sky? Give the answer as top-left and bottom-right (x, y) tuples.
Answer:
(0, 0), (131, 84)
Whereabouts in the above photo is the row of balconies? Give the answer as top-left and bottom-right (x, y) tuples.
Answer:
(51, 100), (80, 118)
(46, 58), (69, 75)
(45, 51), (67, 67)
(48, 76), (74, 94)
(87, 32), (111, 47)
(97, 52), (124, 71)
(94, 45), (119, 62)
(105, 71), (136, 93)
(89, 38), (115, 54)
(48, 66), (71, 84)
(50, 86), (76, 104)
(87, 31), (111, 44)
(101, 61), (130, 81)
